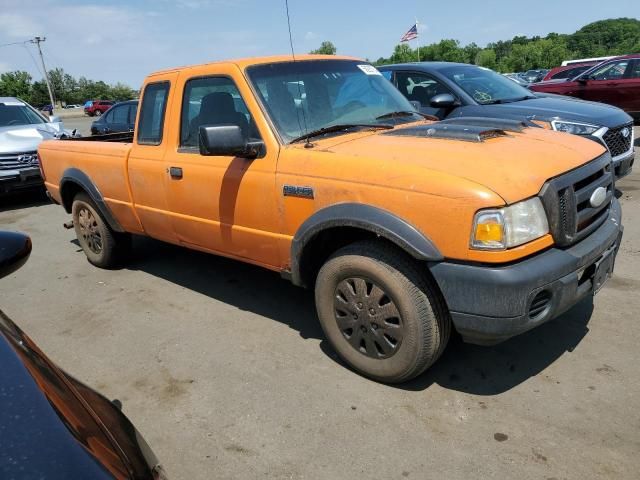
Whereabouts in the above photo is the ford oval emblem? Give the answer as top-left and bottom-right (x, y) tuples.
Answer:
(590, 186), (607, 208)
(620, 127), (630, 139)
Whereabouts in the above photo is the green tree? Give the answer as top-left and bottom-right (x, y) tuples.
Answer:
(475, 48), (497, 70)
(310, 41), (337, 55)
(0, 71), (32, 99)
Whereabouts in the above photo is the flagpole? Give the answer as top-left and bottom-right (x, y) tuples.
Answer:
(415, 18), (421, 62)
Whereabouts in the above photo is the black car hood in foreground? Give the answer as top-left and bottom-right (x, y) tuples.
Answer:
(455, 94), (632, 128)
(0, 310), (160, 479)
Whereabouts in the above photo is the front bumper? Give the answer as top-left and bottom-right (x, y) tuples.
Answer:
(612, 150), (634, 179)
(430, 198), (623, 345)
(0, 168), (43, 195)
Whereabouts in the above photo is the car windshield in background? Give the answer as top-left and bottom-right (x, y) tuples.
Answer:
(0, 101), (47, 127)
(440, 65), (533, 105)
(247, 60), (421, 143)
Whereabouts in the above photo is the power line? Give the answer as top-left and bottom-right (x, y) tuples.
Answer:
(0, 40), (30, 48)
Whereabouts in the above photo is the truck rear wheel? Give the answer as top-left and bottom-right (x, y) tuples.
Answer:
(315, 241), (450, 383)
(72, 192), (130, 268)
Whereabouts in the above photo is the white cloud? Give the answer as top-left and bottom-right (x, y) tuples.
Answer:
(0, 13), (42, 38)
(304, 31), (318, 41)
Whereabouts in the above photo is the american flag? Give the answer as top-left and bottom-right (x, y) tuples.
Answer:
(400, 24), (418, 42)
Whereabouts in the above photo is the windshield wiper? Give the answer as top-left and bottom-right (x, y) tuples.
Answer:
(289, 123), (393, 144)
(484, 95), (537, 105)
(375, 110), (425, 120)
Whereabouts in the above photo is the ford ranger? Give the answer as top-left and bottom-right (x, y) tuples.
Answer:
(38, 55), (624, 383)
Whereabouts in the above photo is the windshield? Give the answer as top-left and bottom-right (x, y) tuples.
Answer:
(246, 60), (421, 143)
(440, 65), (533, 104)
(0, 101), (47, 127)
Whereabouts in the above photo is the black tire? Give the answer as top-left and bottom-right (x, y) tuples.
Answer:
(315, 241), (450, 383)
(94, 110), (102, 116)
(71, 192), (130, 268)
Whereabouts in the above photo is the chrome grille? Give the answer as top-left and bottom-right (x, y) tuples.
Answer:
(539, 153), (613, 248)
(0, 151), (39, 170)
(602, 123), (633, 158)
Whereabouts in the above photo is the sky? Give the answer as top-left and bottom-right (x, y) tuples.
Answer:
(0, 0), (638, 87)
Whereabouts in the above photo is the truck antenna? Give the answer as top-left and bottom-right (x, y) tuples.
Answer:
(284, 0), (311, 147)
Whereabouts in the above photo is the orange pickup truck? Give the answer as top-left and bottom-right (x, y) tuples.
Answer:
(39, 55), (623, 383)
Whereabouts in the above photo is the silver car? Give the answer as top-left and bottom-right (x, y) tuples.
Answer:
(0, 97), (71, 195)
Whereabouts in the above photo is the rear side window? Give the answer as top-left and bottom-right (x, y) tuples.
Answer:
(112, 105), (129, 123)
(137, 82), (170, 145)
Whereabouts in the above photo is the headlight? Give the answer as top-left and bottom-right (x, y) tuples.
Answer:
(471, 197), (549, 250)
(551, 120), (600, 135)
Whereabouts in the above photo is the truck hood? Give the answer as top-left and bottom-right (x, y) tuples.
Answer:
(0, 122), (65, 154)
(315, 123), (606, 204)
(456, 93), (632, 129)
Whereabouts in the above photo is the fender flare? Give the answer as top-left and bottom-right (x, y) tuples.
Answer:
(290, 203), (442, 286)
(59, 168), (125, 233)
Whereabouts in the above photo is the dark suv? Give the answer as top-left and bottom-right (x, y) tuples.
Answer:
(91, 100), (138, 135)
(379, 62), (635, 178)
(84, 100), (115, 117)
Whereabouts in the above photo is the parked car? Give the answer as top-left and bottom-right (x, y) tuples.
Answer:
(521, 69), (548, 84)
(63, 104), (82, 109)
(38, 55), (623, 383)
(85, 100), (115, 117)
(91, 100), (138, 135)
(0, 97), (73, 195)
(542, 61), (600, 82)
(0, 230), (166, 479)
(503, 73), (530, 86)
(379, 62), (635, 178)
(530, 54), (640, 122)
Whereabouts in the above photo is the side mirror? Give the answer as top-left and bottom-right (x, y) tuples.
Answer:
(199, 125), (263, 158)
(49, 115), (61, 123)
(430, 93), (458, 109)
(0, 232), (32, 280)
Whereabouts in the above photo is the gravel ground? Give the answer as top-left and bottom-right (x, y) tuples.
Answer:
(0, 129), (638, 480)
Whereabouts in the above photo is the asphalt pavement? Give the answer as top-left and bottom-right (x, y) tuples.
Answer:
(0, 128), (639, 479)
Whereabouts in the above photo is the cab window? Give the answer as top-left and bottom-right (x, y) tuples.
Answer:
(180, 76), (259, 148)
(394, 72), (452, 107)
(137, 82), (169, 145)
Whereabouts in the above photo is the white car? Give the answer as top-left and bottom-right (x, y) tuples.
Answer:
(0, 97), (74, 195)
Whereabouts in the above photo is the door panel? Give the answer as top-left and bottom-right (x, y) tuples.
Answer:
(128, 77), (178, 244)
(163, 69), (281, 268)
(579, 59), (631, 108)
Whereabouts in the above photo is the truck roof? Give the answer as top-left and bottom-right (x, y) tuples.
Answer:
(147, 54), (361, 78)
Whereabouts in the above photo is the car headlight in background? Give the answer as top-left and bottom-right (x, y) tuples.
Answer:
(471, 197), (549, 250)
(551, 120), (601, 136)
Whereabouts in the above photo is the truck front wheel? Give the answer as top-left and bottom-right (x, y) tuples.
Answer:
(315, 241), (450, 383)
(72, 192), (130, 268)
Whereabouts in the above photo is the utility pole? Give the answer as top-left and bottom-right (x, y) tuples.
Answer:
(31, 36), (55, 113)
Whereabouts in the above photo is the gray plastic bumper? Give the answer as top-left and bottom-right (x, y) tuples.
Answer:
(430, 198), (623, 345)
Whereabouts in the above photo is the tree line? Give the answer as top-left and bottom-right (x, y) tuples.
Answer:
(310, 18), (640, 72)
(0, 67), (137, 107)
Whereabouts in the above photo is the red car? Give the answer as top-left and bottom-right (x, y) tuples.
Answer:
(530, 54), (640, 121)
(542, 61), (600, 82)
(84, 100), (115, 117)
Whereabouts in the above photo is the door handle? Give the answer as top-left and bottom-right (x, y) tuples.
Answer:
(168, 166), (183, 179)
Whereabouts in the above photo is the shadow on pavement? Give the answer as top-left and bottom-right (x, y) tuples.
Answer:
(0, 189), (49, 213)
(118, 236), (594, 395)
(126, 236), (324, 341)
(394, 297), (593, 395)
